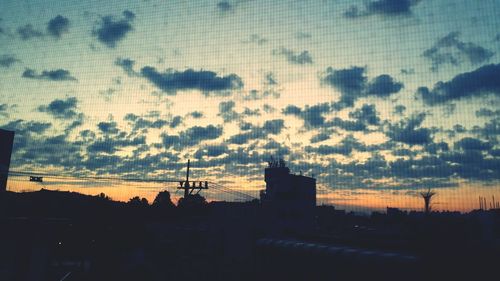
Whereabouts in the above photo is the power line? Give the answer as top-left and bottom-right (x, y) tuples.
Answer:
(210, 186), (254, 201)
(6, 170), (186, 184)
(5, 169), (259, 202)
(210, 182), (257, 201)
(211, 182), (253, 197)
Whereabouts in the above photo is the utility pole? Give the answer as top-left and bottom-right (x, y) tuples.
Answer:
(184, 159), (190, 198)
(178, 159), (208, 199)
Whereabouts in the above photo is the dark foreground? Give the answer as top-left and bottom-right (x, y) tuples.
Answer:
(1, 190), (499, 281)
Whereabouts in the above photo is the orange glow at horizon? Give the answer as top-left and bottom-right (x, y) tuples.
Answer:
(7, 175), (500, 213)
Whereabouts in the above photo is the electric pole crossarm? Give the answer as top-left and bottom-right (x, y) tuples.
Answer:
(177, 160), (209, 199)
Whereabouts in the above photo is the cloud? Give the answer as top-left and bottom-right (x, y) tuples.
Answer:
(329, 117), (366, 132)
(182, 125), (223, 142)
(322, 66), (403, 108)
(283, 103), (330, 127)
(393, 105), (406, 115)
(93, 10), (135, 48)
(366, 74), (404, 97)
(180, 125), (222, 144)
(283, 103), (375, 132)
(400, 68), (415, 75)
(323, 67), (366, 104)
(239, 121), (252, 131)
(446, 124), (467, 139)
(310, 132), (331, 143)
(454, 137), (492, 151)
(386, 113), (432, 145)
(424, 141), (449, 154)
(261, 140), (290, 156)
(170, 116), (182, 128)
(471, 118), (500, 140)
(14, 133), (84, 168)
(344, 0), (421, 18)
(122, 10), (135, 20)
(22, 68), (77, 81)
(115, 57), (137, 76)
(0, 103), (7, 114)
(219, 101), (236, 113)
(0, 54), (19, 68)
(423, 32), (495, 71)
(243, 34), (268, 45)
(217, 1), (234, 13)
(305, 135), (366, 156)
(367, 0), (420, 15)
(264, 72), (277, 85)
(124, 113), (169, 132)
(273, 47), (313, 65)
(241, 89), (280, 100)
(217, 102), (260, 122)
(47, 15), (70, 38)
(38, 97), (79, 119)
(87, 136), (146, 154)
(348, 104), (380, 125)
(2, 120), (52, 135)
(441, 150), (500, 180)
(64, 119), (83, 134)
(17, 24), (44, 40)
(303, 144), (497, 189)
(97, 121), (119, 134)
(99, 88), (118, 101)
(228, 119), (285, 144)
(79, 120), (148, 155)
(194, 144), (228, 158)
(1, 119), (52, 152)
(344, 0), (422, 18)
(243, 107), (260, 116)
(262, 119), (285, 134)
(262, 105), (275, 114)
(390, 156), (453, 179)
(161, 125), (223, 149)
(189, 111), (204, 119)
(218, 100), (238, 122)
(417, 63), (500, 105)
(141, 66), (243, 94)
(476, 108), (500, 118)
(160, 134), (180, 149)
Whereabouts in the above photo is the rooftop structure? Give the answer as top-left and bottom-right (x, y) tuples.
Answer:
(260, 158), (316, 233)
(261, 161), (316, 208)
(0, 129), (15, 192)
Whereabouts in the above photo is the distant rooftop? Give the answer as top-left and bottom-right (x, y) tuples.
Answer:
(266, 156), (287, 168)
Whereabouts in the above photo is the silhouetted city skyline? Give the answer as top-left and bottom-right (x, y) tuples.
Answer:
(1, 0), (499, 213)
(1, 1), (500, 279)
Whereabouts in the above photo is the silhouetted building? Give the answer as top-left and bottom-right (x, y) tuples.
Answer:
(387, 207), (406, 217)
(260, 159), (316, 234)
(0, 129), (15, 192)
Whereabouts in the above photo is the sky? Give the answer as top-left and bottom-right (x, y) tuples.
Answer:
(1, 0), (499, 212)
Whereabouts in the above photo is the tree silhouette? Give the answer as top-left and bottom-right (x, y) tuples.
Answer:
(177, 194), (207, 208)
(420, 188), (436, 214)
(152, 190), (175, 208)
(128, 196), (149, 207)
(98, 192), (111, 201)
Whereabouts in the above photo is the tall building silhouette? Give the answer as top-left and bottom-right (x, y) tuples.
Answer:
(260, 158), (316, 233)
(0, 129), (15, 192)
